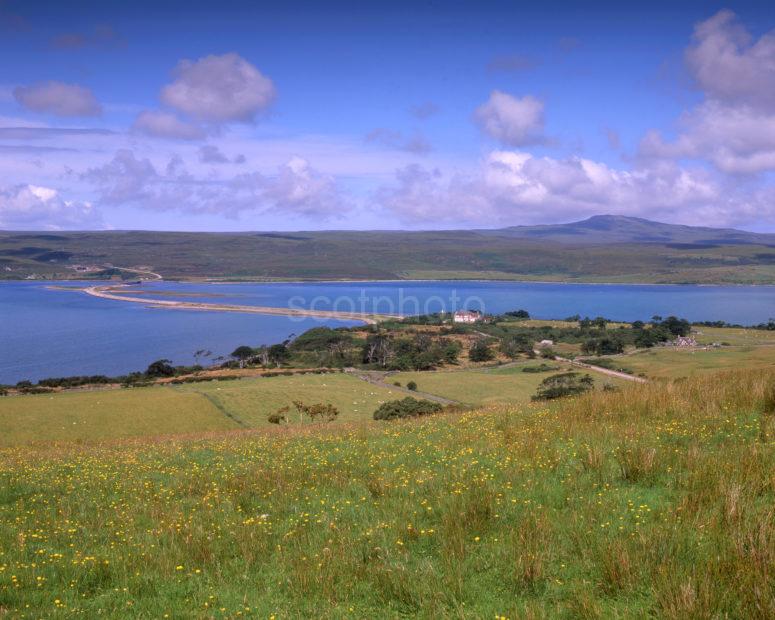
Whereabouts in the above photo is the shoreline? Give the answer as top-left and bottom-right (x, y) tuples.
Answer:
(81, 283), (398, 325)
(10, 276), (775, 288)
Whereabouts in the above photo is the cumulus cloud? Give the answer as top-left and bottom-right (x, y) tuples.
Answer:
(640, 101), (775, 174)
(474, 91), (545, 146)
(640, 11), (775, 175)
(132, 110), (205, 140)
(160, 53), (276, 124)
(376, 150), (768, 228)
(13, 81), (101, 117)
(0, 184), (102, 229)
(365, 128), (431, 154)
(685, 10), (775, 111)
(84, 150), (347, 219)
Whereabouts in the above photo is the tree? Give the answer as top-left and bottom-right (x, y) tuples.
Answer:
(581, 337), (624, 356)
(292, 400), (339, 423)
(505, 309), (530, 319)
(230, 345), (255, 368)
(500, 334), (533, 359)
(373, 398), (442, 420)
(469, 339), (495, 362)
(146, 359), (175, 377)
(363, 332), (393, 367)
(267, 405), (288, 424)
(532, 372), (594, 401)
(268, 343), (290, 366)
(660, 316), (691, 337)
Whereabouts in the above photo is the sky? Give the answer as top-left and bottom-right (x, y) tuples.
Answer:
(1, 0), (775, 232)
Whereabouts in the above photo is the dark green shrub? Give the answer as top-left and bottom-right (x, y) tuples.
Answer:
(532, 372), (594, 401)
(469, 340), (494, 362)
(373, 397), (442, 420)
(406, 381), (417, 391)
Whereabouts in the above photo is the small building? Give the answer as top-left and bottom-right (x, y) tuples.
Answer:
(674, 336), (698, 347)
(537, 339), (554, 348)
(453, 309), (482, 324)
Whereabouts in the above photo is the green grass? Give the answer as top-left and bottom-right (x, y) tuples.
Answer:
(692, 326), (775, 346)
(172, 373), (405, 427)
(389, 362), (618, 407)
(615, 346), (775, 379)
(0, 374), (405, 446)
(0, 369), (772, 617)
(0, 387), (235, 446)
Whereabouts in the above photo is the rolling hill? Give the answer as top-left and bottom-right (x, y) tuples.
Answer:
(2, 215), (775, 284)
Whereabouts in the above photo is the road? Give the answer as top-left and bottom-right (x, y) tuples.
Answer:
(345, 369), (459, 405)
(553, 355), (648, 383)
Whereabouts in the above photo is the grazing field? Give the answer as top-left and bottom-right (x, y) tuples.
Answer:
(0, 374), (404, 446)
(389, 362), (617, 407)
(172, 373), (404, 427)
(616, 345), (775, 379)
(0, 370), (772, 617)
(0, 387), (235, 446)
(693, 326), (775, 347)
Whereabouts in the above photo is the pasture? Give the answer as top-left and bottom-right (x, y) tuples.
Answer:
(0, 387), (235, 447)
(172, 373), (404, 427)
(615, 345), (775, 379)
(0, 370), (772, 617)
(0, 373), (404, 446)
(389, 361), (618, 407)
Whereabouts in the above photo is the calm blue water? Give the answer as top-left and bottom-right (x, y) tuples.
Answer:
(2, 280), (774, 384)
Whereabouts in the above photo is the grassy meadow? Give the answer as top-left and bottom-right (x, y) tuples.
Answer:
(611, 345), (775, 380)
(0, 374), (406, 446)
(0, 388), (236, 447)
(389, 362), (619, 407)
(1, 369), (773, 617)
(172, 373), (405, 427)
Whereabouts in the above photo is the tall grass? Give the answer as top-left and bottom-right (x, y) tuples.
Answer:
(0, 369), (772, 617)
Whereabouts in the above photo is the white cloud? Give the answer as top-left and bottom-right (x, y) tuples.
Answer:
(13, 81), (102, 117)
(685, 9), (775, 111)
(84, 150), (348, 219)
(160, 53), (276, 124)
(132, 110), (205, 140)
(0, 184), (102, 229)
(474, 91), (545, 146)
(640, 11), (775, 175)
(640, 101), (775, 174)
(376, 150), (769, 228)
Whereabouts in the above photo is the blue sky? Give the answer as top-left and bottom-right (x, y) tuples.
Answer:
(1, 0), (775, 231)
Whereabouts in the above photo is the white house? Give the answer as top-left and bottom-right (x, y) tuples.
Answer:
(453, 310), (482, 324)
(537, 339), (554, 347)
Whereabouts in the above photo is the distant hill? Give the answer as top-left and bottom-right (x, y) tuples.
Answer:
(2, 215), (775, 284)
(488, 215), (775, 246)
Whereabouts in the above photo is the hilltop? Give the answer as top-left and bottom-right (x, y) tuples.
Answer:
(2, 216), (775, 284)
(492, 214), (775, 245)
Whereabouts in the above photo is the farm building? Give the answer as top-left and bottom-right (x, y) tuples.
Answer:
(453, 310), (483, 324)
